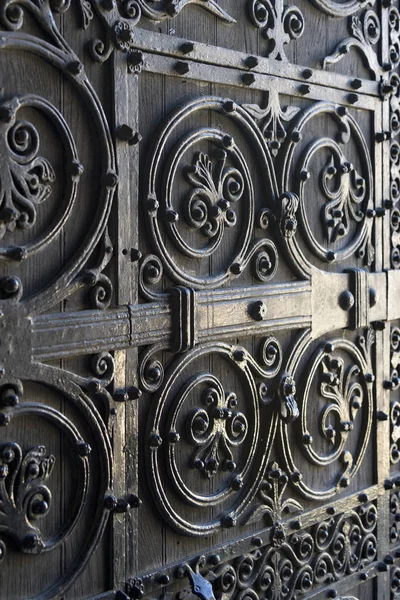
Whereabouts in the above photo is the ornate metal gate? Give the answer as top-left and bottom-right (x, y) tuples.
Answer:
(1, 0), (400, 598)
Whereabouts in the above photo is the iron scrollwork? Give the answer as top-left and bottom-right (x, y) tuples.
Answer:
(248, 0), (305, 62)
(144, 96), (279, 291)
(182, 503), (377, 600)
(0, 442), (55, 555)
(280, 329), (374, 500)
(146, 340), (284, 535)
(280, 101), (374, 277)
(389, 326), (400, 463)
(323, 10), (382, 78)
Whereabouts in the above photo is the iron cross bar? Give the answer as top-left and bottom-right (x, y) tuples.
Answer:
(31, 267), (393, 362)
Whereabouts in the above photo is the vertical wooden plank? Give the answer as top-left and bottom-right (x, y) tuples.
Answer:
(112, 49), (140, 586)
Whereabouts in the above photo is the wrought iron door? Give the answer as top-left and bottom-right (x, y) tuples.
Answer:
(2, 0), (400, 598)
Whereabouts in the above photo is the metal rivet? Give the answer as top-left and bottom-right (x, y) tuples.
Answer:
(168, 430), (180, 443)
(175, 565), (187, 579)
(376, 207), (385, 217)
(114, 389), (130, 402)
(377, 562), (388, 572)
(175, 61), (190, 75)
(299, 84), (310, 95)
(242, 73), (256, 86)
(291, 519), (301, 530)
(327, 590), (337, 599)
(384, 554), (394, 564)
(223, 100), (236, 113)
(291, 471), (302, 483)
(118, 124), (135, 142)
(245, 55), (259, 69)
(352, 78), (362, 89)
(252, 536), (263, 547)
(156, 574), (170, 585)
(0, 107), (13, 123)
(358, 492), (368, 503)
(231, 476), (243, 491)
(208, 554), (221, 566)
(105, 172), (119, 188)
(382, 83), (395, 95)
(302, 433), (313, 445)
(364, 372), (375, 383)
(327, 250), (336, 262)
(230, 262), (242, 275)
(324, 342), (334, 354)
(116, 498), (130, 513)
(302, 68), (313, 79)
(348, 93), (358, 104)
(250, 300), (267, 321)
(70, 161), (84, 177)
(326, 506), (335, 515)
(165, 208), (179, 223)
(147, 196), (159, 212)
(337, 106), (348, 117)
(127, 494), (142, 508)
(68, 61), (83, 75)
(76, 441), (92, 456)
(377, 410), (388, 421)
(222, 515), (236, 528)
(180, 41), (194, 54)
(130, 249), (142, 262)
(233, 349), (246, 362)
(339, 290), (354, 311)
(149, 432), (163, 447)
(104, 494), (118, 510)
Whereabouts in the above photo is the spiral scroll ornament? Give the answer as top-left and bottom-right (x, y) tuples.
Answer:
(195, 503), (376, 600)
(248, 0), (304, 62)
(281, 102), (374, 277)
(0, 95), (79, 261)
(0, 364), (112, 598)
(145, 96), (278, 290)
(323, 11), (382, 78)
(146, 341), (283, 535)
(280, 329), (374, 500)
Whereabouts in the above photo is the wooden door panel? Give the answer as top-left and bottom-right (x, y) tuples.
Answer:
(1, 1), (400, 599)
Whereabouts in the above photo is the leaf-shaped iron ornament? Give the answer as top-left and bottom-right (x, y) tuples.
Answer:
(0, 115), (55, 239)
(244, 89), (300, 156)
(323, 10), (382, 79)
(243, 462), (302, 532)
(0, 443), (55, 555)
(187, 381), (248, 479)
(184, 150), (243, 241)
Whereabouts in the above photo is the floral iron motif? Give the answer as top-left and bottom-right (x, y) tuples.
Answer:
(199, 504), (377, 600)
(0, 110), (55, 239)
(0, 442), (55, 555)
(323, 11), (382, 79)
(184, 150), (243, 241)
(320, 154), (366, 244)
(187, 382), (247, 479)
(243, 90), (300, 157)
(124, 0), (235, 23)
(248, 0), (304, 61)
(243, 462), (303, 533)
